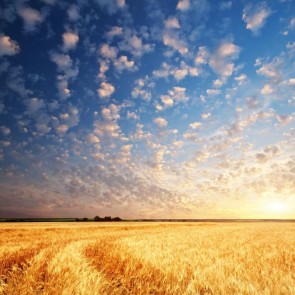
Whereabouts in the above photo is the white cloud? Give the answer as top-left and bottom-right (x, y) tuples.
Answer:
(153, 61), (197, 81)
(102, 104), (120, 121)
(50, 52), (78, 99)
(100, 44), (117, 59)
(242, 4), (271, 35)
(207, 89), (221, 96)
(26, 97), (45, 114)
(57, 80), (71, 99)
(177, 0), (190, 11)
(94, 0), (125, 15)
(106, 26), (123, 39)
(189, 121), (202, 129)
(209, 42), (240, 78)
(168, 87), (188, 102)
(287, 78), (295, 86)
(0, 126), (11, 136)
(234, 73), (247, 85)
(114, 55), (135, 73)
(131, 87), (152, 101)
(50, 53), (72, 71)
(220, 1), (232, 10)
(0, 35), (20, 56)
(256, 63), (279, 79)
(163, 31), (188, 55)
(118, 30), (154, 57)
(160, 95), (174, 108)
(98, 82), (115, 98)
(165, 17), (181, 29)
(56, 124), (69, 134)
(213, 79), (224, 88)
(17, 7), (43, 32)
(87, 134), (100, 144)
(261, 84), (273, 95)
(153, 117), (168, 128)
(289, 17), (295, 29)
(63, 32), (79, 51)
(195, 46), (209, 65)
(67, 5), (80, 21)
(201, 112), (211, 119)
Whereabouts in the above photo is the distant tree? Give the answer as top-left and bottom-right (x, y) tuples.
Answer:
(94, 216), (101, 221)
(82, 217), (88, 221)
(113, 217), (122, 221)
(104, 216), (112, 221)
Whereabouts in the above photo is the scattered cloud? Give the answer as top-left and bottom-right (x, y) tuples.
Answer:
(63, 32), (79, 51)
(17, 6), (44, 32)
(242, 3), (271, 35)
(0, 35), (20, 56)
(209, 42), (240, 78)
(153, 117), (168, 128)
(177, 0), (190, 11)
(98, 82), (115, 98)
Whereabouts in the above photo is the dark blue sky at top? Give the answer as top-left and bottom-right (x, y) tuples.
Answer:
(0, 0), (294, 218)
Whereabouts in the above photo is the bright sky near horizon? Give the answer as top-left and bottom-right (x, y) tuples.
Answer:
(0, 0), (294, 219)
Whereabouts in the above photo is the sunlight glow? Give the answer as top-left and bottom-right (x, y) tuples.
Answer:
(268, 201), (288, 213)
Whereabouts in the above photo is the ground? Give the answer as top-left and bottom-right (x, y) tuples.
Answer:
(0, 222), (294, 294)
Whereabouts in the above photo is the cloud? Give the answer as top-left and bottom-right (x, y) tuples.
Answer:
(207, 89), (221, 96)
(63, 32), (79, 51)
(164, 17), (181, 29)
(162, 31), (188, 55)
(234, 73), (247, 85)
(56, 124), (69, 134)
(100, 44), (118, 59)
(102, 104), (120, 121)
(17, 6), (43, 32)
(261, 84), (273, 95)
(106, 26), (123, 39)
(160, 95), (174, 108)
(209, 42), (240, 78)
(220, 1), (232, 10)
(256, 60), (280, 80)
(113, 55), (136, 73)
(50, 52), (79, 99)
(67, 5), (80, 21)
(93, 0), (125, 14)
(153, 61), (198, 81)
(189, 121), (202, 129)
(87, 134), (100, 144)
(201, 112), (211, 119)
(177, 0), (190, 11)
(168, 87), (188, 102)
(0, 34), (20, 56)
(195, 46), (209, 65)
(242, 3), (271, 35)
(287, 78), (295, 86)
(0, 126), (11, 136)
(289, 17), (295, 30)
(153, 117), (168, 128)
(98, 82), (115, 98)
(25, 97), (45, 114)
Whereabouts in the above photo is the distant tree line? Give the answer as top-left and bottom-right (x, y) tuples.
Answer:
(75, 216), (122, 222)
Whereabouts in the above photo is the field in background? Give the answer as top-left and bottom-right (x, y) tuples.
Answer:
(0, 222), (294, 294)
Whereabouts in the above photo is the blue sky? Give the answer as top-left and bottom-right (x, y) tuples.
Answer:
(0, 0), (294, 219)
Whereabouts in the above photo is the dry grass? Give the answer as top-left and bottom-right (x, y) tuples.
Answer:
(0, 222), (294, 294)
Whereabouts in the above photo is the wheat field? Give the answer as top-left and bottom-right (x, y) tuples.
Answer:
(0, 222), (294, 295)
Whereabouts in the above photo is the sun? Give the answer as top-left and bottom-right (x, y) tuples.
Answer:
(268, 200), (287, 213)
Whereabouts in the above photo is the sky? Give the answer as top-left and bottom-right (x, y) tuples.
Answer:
(0, 0), (294, 219)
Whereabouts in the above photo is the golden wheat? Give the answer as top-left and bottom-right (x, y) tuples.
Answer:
(0, 222), (294, 294)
